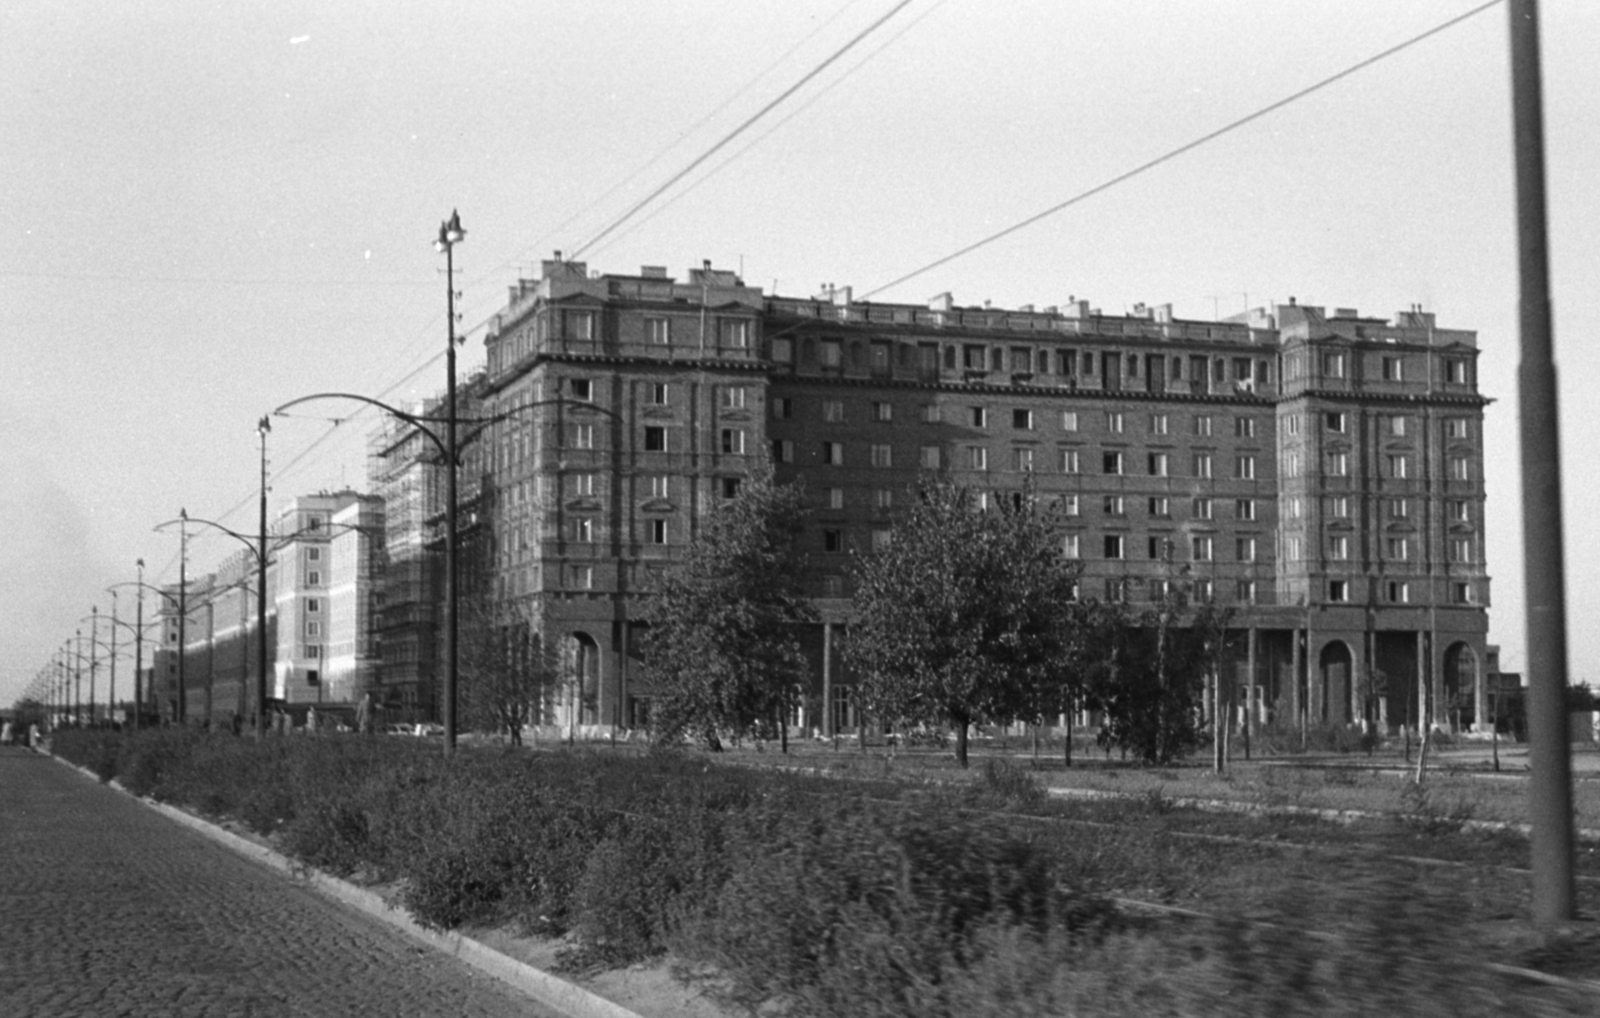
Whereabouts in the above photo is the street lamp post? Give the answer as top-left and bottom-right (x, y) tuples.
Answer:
(435, 209), (465, 756)
(178, 509), (189, 723)
(155, 512), (272, 734)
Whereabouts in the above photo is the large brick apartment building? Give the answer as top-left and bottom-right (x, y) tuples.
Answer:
(373, 257), (1491, 737)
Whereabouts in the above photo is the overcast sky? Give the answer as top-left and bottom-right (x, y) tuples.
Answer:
(5, 0), (1597, 708)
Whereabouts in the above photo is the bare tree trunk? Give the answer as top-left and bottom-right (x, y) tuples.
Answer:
(955, 720), (969, 769)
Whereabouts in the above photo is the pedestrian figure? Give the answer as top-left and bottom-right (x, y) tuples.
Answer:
(28, 723), (40, 748)
(355, 693), (373, 735)
(1, 720), (12, 745)
(306, 706), (318, 733)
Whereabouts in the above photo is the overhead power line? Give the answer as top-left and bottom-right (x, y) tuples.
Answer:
(569, 0), (917, 260)
(861, 0), (1504, 301)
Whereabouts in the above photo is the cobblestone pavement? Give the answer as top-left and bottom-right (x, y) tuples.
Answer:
(0, 746), (560, 1017)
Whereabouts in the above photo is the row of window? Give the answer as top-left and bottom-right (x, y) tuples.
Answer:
(1284, 450), (1473, 481)
(1284, 495), (1474, 522)
(1289, 411), (1473, 439)
(779, 440), (1266, 479)
(1285, 350), (1472, 386)
(1283, 535), (1478, 564)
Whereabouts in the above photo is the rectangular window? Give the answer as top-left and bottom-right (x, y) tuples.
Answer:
(1327, 452), (1349, 476)
(721, 386), (747, 410)
(1236, 498), (1256, 521)
(1193, 453), (1213, 479)
(642, 426), (665, 452)
(305, 598), (320, 613)
(1450, 457), (1470, 481)
(1237, 580), (1256, 604)
(306, 571), (321, 587)
(1329, 580), (1349, 602)
(1287, 536), (1303, 561)
(1104, 495), (1125, 516)
(828, 488), (845, 510)
(1323, 352), (1347, 378)
(820, 341), (842, 367)
(575, 424), (596, 450)
(720, 319), (750, 349)
(1284, 415), (1301, 437)
(822, 575), (845, 598)
(963, 344), (986, 370)
(872, 401), (893, 422)
(570, 377), (593, 401)
(1446, 359), (1469, 384)
(970, 406), (987, 427)
(968, 446), (988, 471)
(650, 518), (668, 545)
(822, 442), (844, 466)
(1060, 411), (1079, 432)
(649, 382), (669, 405)
(1010, 347), (1032, 372)
(921, 403), (939, 424)
(1382, 356), (1403, 381)
(1061, 449), (1080, 473)
(1386, 537), (1410, 560)
(306, 621), (321, 637)
(1012, 447), (1034, 472)
(1236, 536), (1256, 562)
(870, 528), (892, 552)
(771, 337), (793, 362)
(1453, 582), (1474, 604)
(1106, 411), (1124, 433)
(870, 444), (893, 468)
(1389, 581), (1410, 604)
(573, 517), (594, 543)
(1389, 415), (1408, 437)
(874, 489), (893, 510)
(720, 429), (745, 454)
(1451, 537), (1472, 563)
(1446, 418), (1469, 440)
(1150, 413), (1169, 435)
(649, 475), (670, 499)
(571, 565), (594, 589)
(1192, 535), (1213, 562)
(565, 310), (594, 341)
(1330, 496), (1350, 517)
(1104, 535), (1124, 560)
(1236, 455), (1256, 480)
(823, 529), (844, 553)
(1102, 451), (1123, 475)
(1387, 454), (1408, 478)
(572, 473), (595, 496)
(307, 547), (321, 562)
(1194, 415), (1213, 437)
(1061, 534), (1080, 559)
(1062, 494), (1080, 516)
(646, 317), (670, 345)
(772, 439), (794, 463)
(1235, 416), (1255, 438)
(1149, 496), (1170, 517)
(1012, 408), (1033, 430)
(823, 400), (844, 422)
(1326, 412), (1347, 433)
(1192, 497), (1213, 520)
(920, 445), (941, 469)
(1330, 536), (1349, 560)
(721, 477), (742, 499)
(1449, 500), (1469, 522)
(1148, 452), (1169, 477)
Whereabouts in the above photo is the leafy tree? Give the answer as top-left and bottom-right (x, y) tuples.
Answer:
(641, 469), (815, 751)
(1089, 596), (1230, 765)
(845, 478), (1082, 768)
(458, 595), (562, 745)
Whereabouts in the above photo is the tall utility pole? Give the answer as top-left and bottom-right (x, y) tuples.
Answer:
(177, 508), (189, 724)
(257, 416), (272, 737)
(1509, 0), (1574, 926)
(435, 210), (465, 756)
(134, 559), (145, 731)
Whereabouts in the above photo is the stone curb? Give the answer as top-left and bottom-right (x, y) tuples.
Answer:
(45, 750), (645, 1018)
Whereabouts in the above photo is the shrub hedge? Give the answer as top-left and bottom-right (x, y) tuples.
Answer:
(46, 728), (1598, 1018)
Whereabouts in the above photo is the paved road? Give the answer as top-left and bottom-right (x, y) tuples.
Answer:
(0, 746), (559, 1017)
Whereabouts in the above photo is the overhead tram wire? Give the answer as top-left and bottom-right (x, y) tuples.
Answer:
(496, 0), (868, 277)
(584, 0), (952, 264)
(859, 0), (1505, 301)
(568, 0), (917, 261)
